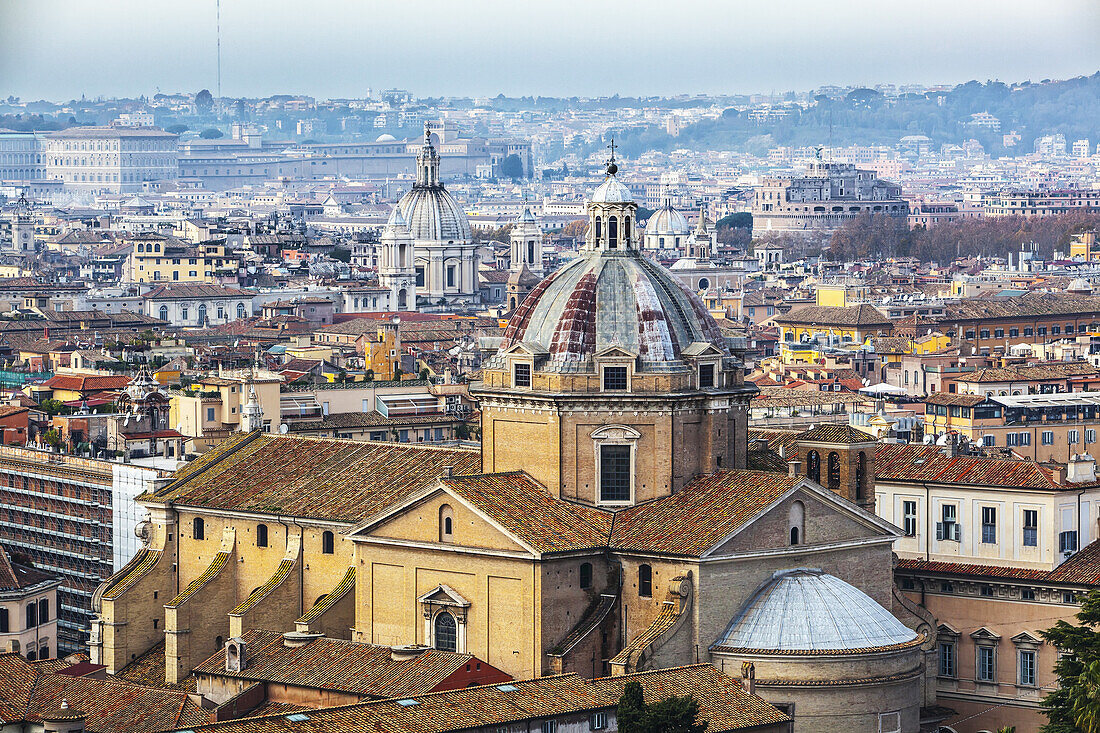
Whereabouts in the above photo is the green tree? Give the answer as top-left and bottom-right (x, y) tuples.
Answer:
(500, 154), (524, 179)
(199, 128), (224, 139)
(43, 428), (61, 448)
(165, 124), (189, 135)
(38, 398), (65, 416)
(617, 681), (648, 733)
(1041, 590), (1100, 732)
(616, 681), (707, 733)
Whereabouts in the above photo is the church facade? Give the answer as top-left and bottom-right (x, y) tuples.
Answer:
(91, 160), (933, 732)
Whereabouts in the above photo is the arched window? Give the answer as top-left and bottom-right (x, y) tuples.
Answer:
(580, 562), (593, 589)
(439, 504), (454, 543)
(789, 500), (805, 546)
(256, 523), (268, 548)
(193, 517), (205, 540)
(159, 305), (168, 321)
(807, 450), (821, 483)
(215, 635), (224, 650)
(237, 302), (246, 319)
(434, 611), (457, 652)
(856, 452), (867, 500)
(638, 564), (652, 598)
(827, 452), (841, 490)
(197, 304), (207, 325)
(608, 216), (618, 248)
(321, 531), (335, 554)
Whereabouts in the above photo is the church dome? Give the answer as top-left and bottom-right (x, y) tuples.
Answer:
(645, 205), (691, 236)
(591, 176), (634, 204)
(714, 569), (918, 652)
(396, 187), (472, 242)
(500, 248), (727, 371)
(375, 133), (397, 142)
(395, 128), (473, 243)
(1068, 277), (1092, 293)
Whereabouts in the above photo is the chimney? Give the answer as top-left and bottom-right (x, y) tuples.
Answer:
(788, 458), (802, 478)
(225, 637), (246, 672)
(282, 631), (322, 648)
(390, 644), (430, 662)
(440, 465), (453, 479)
(777, 444), (786, 460)
(1067, 454), (1097, 484)
(740, 661), (756, 696)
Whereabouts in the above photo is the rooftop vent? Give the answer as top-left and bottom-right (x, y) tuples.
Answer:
(282, 631), (323, 648)
(390, 644), (430, 662)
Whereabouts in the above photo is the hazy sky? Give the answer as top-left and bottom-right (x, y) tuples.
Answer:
(2, 0), (1098, 101)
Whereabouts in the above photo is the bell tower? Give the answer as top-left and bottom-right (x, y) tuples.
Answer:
(584, 142), (638, 254)
(509, 202), (543, 276)
(379, 208), (416, 311)
(796, 425), (877, 512)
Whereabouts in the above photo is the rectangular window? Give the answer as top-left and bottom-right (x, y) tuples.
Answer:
(1023, 509), (1038, 547)
(1088, 429), (1096, 444)
(980, 329), (990, 339)
(590, 712), (608, 730)
(1009, 328), (1019, 337)
(1038, 327), (1047, 336)
(599, 444), (632, 503)
(0, 607), (7, 633)
(937, 504), (960, 542)
(1022, 588), (1035, 600)
(1019, 649), (1036, 686)
(513, 362), (531, 388)
(1060, 530), (1078, 554)
(939, 642), (956, 677)
(603, 366), (628, 391)
(994, 328), (1004, 338)
(1024, 327), (1034, 336)
(982, 507), (997, 544)
(206, 407), (215, 422)
(1070, 429), (1080, 444)
(698, 363), (715, 388)
(903, 500), (917, 537)
(977, 646), (996, 682)
(1053, 326), (1062, 335)
(983, 434), (996, 447)
(941, 581), (953, 593)
(1042, 430), (1054, 445)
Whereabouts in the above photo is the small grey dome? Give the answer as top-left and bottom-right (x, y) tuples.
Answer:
(1068, 278), (1092, 292)
(375, 133), (397, 142)
(714, 569), (917, 652)
(386, 205), (407, 228)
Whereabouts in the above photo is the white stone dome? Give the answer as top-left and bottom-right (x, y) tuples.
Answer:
(375, 133), (397, 142)
(714, 569), (918, 652)
(1068, 278), (1092, 292)
(591, 176), (634, 204)
(645, 205), (691, 236)
(396, 185), (472, 243)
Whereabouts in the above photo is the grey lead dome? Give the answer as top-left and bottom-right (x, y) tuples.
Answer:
(715, 569), (918, 652)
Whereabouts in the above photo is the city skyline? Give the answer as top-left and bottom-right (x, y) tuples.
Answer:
(1, 0), (1098, 100)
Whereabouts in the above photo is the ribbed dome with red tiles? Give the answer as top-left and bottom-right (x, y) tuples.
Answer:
(500, 249), (727, 371)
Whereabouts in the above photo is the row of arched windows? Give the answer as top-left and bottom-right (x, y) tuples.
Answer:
(805, 450), (868, 500)
(191, 518), (333, 554)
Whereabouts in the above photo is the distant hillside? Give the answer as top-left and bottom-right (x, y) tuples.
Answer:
(610, 73), (1100, 157)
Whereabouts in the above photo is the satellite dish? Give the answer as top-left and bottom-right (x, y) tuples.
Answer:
(279, 423), (289, 434)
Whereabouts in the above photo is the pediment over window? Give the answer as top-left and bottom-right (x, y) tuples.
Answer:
(591, 424), (642, 441)
(417, 584), (470, 608)
(937, 623), (960, 638)
(1011, 631), (1043, 646)
(595, 345), (637, 360)
(970, 626), (1001, 642)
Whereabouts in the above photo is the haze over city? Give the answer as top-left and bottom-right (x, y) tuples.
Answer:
(2, 0), (1099, 99)
(3, 4), (1100, 733)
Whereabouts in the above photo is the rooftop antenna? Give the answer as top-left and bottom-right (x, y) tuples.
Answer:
(216, 0), (222, 99)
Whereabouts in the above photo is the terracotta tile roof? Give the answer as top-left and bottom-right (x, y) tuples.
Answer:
(871, 336), (911, 353)
(774, 303), (892, 327)
(586, 665), (790, 732)
(0, 652), (207, 731)
(296, 567), (355, 625)
(797, 424), (875, 444)
(143, 434), (481, 523)
(113, 640), (197, 692)
(165, 665), (786, 733)
(0, 543), (58, 591)
(753, 386), (865, 408)
(610, 470), (800, 557)
(954, 362), (1100, 383)
(42, 374), (132, 392)
(144, 284), (253, 300)
(441, 472), (613, 554)
(191, 630), (503, 697)
(1049, 539), (1100, 585)
(943, 292), (1100, 322)
(896, 546), (1100, 587)
(922, 392), (988, 407)
(874, 443), (1060, 488)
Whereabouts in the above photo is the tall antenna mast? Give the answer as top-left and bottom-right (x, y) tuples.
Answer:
(216, 0), (222, 99)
